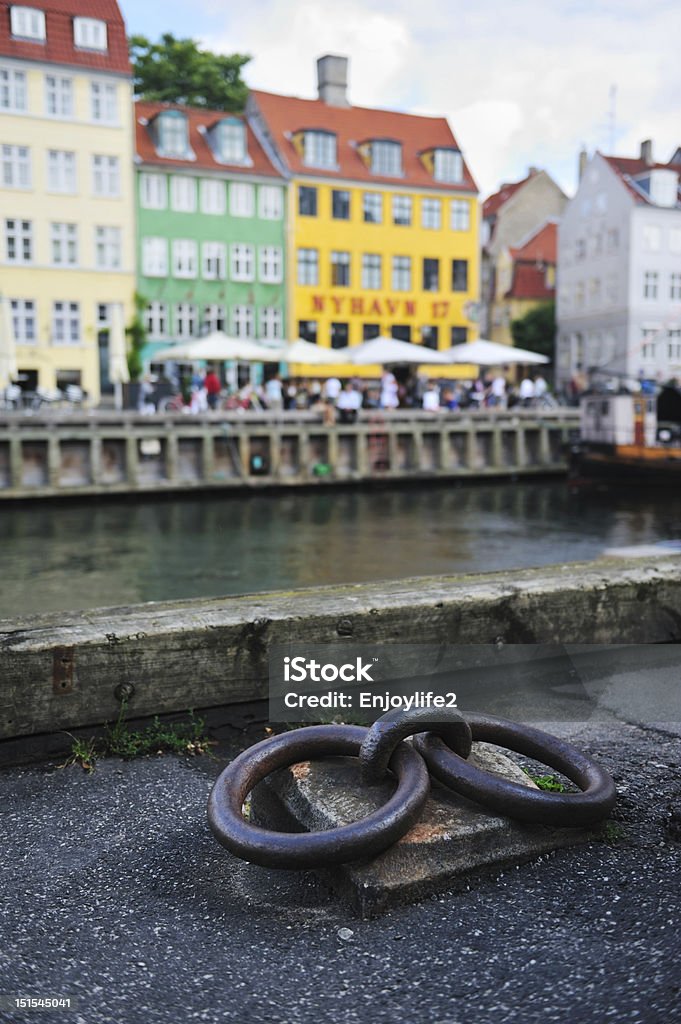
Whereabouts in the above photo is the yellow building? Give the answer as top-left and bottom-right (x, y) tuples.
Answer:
(250, 56), (479, 377)
(0, 0), (135, 402)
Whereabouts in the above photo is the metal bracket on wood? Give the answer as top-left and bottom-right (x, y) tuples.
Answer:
(52, 646), (75, 695)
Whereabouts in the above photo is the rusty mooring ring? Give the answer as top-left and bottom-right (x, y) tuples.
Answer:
(413, 713), (617, 827)
(207, 724), (430, 869)
(360, 707), (473, 784)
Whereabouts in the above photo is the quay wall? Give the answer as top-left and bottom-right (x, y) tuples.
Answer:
(0, 409), (579, 500)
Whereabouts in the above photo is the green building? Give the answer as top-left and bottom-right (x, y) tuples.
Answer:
(134, 101), (287, 378)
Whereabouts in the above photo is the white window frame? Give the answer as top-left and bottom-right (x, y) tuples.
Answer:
(174, 303), (197, 340)
(2, 144), (31, 189)
(73, 17), (108, 52)
(170, 175), (197, 213)
(10, 6), (45, 41)
(11, 298), (36, 343)
(421, 198), (442, 230)
(259, 245), (282, 284)
(450, 199), (470, 231)
(4, 218), (32, 263)
(0, 67), (27, 112)
(361, 253), (381, 290)
(52, 301), (81, 346)
(433, 148), (463, 183)
(643, 271), (659, 300)
(258, 185), (283, 220)
(303, 131), (336, 169)
(92, 154), (119, 197)
(202, 304), (225, 333)
(200, 178), (225, 215)
(202, 241), (226, 281)
(90, 80), (117, 124)
(141, 237), (167, 277)
(156, 112), (190, 159)
(297, 248), (318, 286)
(95, 226), (121, 270)
(670, 273), (681, 302)
(331, 250), (351, 287)
(140, 172), (167, 210)
(145, 301), (168, 339)
(260, 306), (283, 341)
(392, 194), (412, 226)
(47, 150), (76, 193)
(45, 74), (73, 118)
(392, 255), (411, 291)
(230, 243), (255, 282)
(363, 192), (383, 224)
(172, 239), (198, 279)
(371, 141), (402, 177)
(216, 119), (247, 163)
(230, 182), (254, 217)
(232, 305), (254, 338)
(50, 222), (78, 266)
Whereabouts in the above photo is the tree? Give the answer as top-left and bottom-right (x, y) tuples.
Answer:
(130, 34), (251, 111)
(510, 301), (555, 359)
(126, 293), (148, 382)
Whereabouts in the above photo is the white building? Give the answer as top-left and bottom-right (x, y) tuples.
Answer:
(556, 141), (681, 391)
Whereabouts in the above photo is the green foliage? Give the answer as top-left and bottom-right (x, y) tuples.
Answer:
(130, 33), (251, 111)
(525, 771), (567, 792)
(510, 300), (556, 359)
(126, 294), (147, 383)
(597, 821), (626, 844)
(64, 736), (97, 773)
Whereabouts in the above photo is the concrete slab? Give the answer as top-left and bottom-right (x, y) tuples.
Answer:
(251, 741), (590, 917)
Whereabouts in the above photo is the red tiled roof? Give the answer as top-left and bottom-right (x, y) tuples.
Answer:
(509, 221), (557, 263)
(250, 89), (478, 193)
(602, 154), (681, 204)
(505, 263), (555, 301)
(482, 171), (536, 218)
(0, 0), (129, 74)
(135, 101), (284, 179)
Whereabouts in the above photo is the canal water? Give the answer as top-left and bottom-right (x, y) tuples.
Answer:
(1, 480), (679, 618)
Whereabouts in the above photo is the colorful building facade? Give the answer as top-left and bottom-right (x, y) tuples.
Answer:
(249, 56), (480, 376)
(0, 0), (136, 401)
(135, 101), (286, 373)
(490, 220), (557, 347)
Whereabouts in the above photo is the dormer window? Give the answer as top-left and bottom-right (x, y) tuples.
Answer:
(433, 148), (463, 183)
(211, 117), (249, 165)
(303, 130), (336, 169)
(10, 6), (46, 42)
(73, 17), (108, 52)
(371, 140), (402, 177)
(154, 111), (191, 159)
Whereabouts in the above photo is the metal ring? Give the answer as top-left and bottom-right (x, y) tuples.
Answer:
(208, 724), (430, 869)
(360, 707), (473, 784)
(413, 713), (617, 827)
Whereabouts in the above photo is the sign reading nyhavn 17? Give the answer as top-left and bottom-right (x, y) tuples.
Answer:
(310, 295), (456, 319)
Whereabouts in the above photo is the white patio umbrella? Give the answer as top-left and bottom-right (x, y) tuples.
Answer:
(154, 332), (276, 363)
(0, 295), (18, 391)
(335, 336), (451, 366)
(108, 303), (129, 410)
(444, 338), (549, 366)
(274, 338), (345, 365)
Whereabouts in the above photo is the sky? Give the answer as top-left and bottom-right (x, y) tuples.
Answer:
(120, 0), (681, 199)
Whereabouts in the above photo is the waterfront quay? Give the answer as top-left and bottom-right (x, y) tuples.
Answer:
(0, 407), (578, 500)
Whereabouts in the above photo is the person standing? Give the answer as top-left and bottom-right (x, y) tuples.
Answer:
(336, 381), (362, 423)
(519, 376), (535, 408)
(323, 376), (341, 405)
(489, 373), (507, 408)
(265, 373), (283, 412)
(204, 367), (222, 410)
(422, 381), (441, 412)
(380, 371), (399, 409)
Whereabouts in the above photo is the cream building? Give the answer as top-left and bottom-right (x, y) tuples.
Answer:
(0, 0), (135, 402)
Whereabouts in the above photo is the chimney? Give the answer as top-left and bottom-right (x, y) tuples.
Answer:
(317, 54), (349, 107)
(528, 166), (539, 176)
(640, 139), (653, 165)
(578, 147), (588, 181)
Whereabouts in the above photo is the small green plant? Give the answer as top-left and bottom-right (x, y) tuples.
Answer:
(523, 769), (567, 792)
(597, 821), (626, 844)
(62, 735), (98, 773)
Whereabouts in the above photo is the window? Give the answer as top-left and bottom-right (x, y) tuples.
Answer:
(451, 259), (468, 292)
(304, 131), (336, 169)
(361, 253), (381, 290)
(450, 199), (470, 231)
(90, 81), (117, 123)
(298, 320), (317, 344)
(52, 301), (80, 345)
(298, 185), (317, 217)
(202, 304), (225, 334)
(297, 248), (318, 286)
(2, 145), (31, 188)
(142, 237), (167, 277)
(433, 148), (463, 183)
(363, 323), (380, 340)
(392, 255), (411, 291)
(47, 150), (76, 193)
(331, 323), (349, 348)
(451, 326), (468, 345)
(172, 239), (197, 278)
(589, 277), (601, 306)
(421, 325), (439, 349)
(259, 185), (283, 220)
(92, 155), (119, 196)
(575, 239), (586, 261)
(362, 192), (382, 224)
(606, 228), (619, 251)
(215, 118), (247, 163)
(643, 271), (659, 299)
(331, 251), (350, 287)
(200, 179), (225, 215)
(0, 68), (27, 111)
(73, 17), (107, 51)
(259, 246), (282, 284)
(371, 140), (402, 176)
(230, 243), (254, 282)
(670, 273), (681, 301)
(145, 301), (168, 338)
(391, 325), (410, 342)
(423, 258), (440, 291)
(11, 299), (36, 343)
(156, 112), (190, 159)
(641, 328), (657, 361)
(170, 176), (196, 213)
(202, 242), (226, 280)
(392, 194), (412, 226)
(95, 226), (121, 270)
(232, 305), (254, 338)
(421, 198), (441, 230)
(260, 307), (283, 340)
(332, 189), (350, 220)
(5, 218), (32, 263)
(50, 223), (78, 266)
(140, 173), (167, 210)
(575, 282), (584, 309)
(230, 182), (254, 217)
(10, 6), (45, 41)
(642, 225), (661, 251)
(668, 329), (681, 362)
(175, 303), (197, 339)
